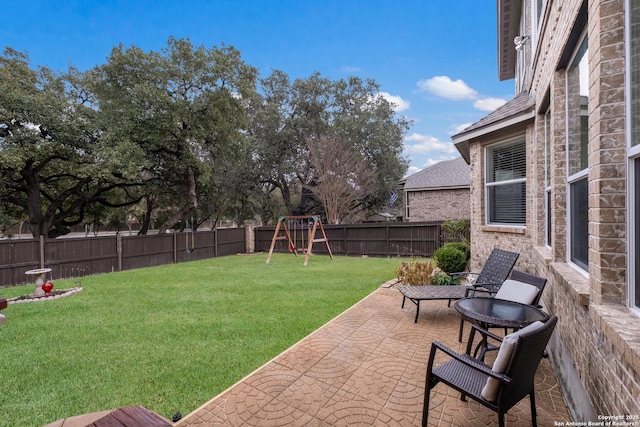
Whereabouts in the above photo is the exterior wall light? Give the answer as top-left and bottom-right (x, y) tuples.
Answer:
(514, 35), (530, 51)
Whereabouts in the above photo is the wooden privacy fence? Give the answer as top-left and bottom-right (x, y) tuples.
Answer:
(0, 228), (246, 287)
(255, 221), (449, 258)
(1, 222), (458, 287)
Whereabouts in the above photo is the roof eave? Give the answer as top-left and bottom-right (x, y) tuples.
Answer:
(452, 109), (535, 163)
(497, 0), (522, 81)
(405, 185), (470, 192)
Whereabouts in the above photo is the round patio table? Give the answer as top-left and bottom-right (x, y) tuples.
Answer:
(454, 297), (549, 360)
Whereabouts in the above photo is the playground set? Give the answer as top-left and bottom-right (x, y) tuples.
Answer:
(266, 216), (333, 265)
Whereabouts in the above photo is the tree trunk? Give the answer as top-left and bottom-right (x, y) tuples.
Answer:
(158, 166), (198, 234)
(279, 180), (294, 215)
(138, 197), (154, 235)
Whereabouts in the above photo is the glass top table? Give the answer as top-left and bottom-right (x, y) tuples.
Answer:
(455, 297), (548, 329)
(454, 297), (549, 360)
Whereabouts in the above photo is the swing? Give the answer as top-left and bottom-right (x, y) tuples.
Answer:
(266, 215), (333, 265)
(185, 218), (195, 253)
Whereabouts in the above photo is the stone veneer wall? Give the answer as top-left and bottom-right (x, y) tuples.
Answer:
(405, 188), (470, 222)
(467, 0), (640, 421)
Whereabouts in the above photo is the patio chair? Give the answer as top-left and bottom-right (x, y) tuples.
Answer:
(422, 316), (558, 427)
(397, 248), (519, 324)
(458, 269), (547, 342)
(448, 247), (520, 288)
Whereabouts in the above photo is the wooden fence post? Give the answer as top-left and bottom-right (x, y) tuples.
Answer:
(214, 228), (218, 258)
(39, 235), (45, 269)
(117, 234), (123, 271)
(173, 232), (177, 264)
(386, 224), (390, 257)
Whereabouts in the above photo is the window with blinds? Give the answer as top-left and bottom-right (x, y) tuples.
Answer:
(567, 34), (589, 271)
(485, 138), (526, 225)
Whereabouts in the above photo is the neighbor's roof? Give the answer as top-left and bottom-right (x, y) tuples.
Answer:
(452, 91), (535, 163)
(400, 157), (470, 190)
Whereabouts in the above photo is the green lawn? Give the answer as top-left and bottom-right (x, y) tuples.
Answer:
(0, 253), (402, 427)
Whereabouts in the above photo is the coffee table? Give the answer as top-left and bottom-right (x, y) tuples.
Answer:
(454, 297), (549, 360)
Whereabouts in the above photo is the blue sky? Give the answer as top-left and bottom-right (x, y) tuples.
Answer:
(3, 0), (515, 176)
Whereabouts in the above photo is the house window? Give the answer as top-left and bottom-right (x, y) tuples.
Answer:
(635, 159), (640, 307)
(628, 0), (640, 309)
(533, 0), (547, 49)
(631, 0), (640, 149)
(485, 138), (526, 225)
(566, 35), (589, 271)
(545, 107), (552, 246)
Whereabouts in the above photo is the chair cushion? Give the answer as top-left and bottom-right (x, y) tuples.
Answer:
(481, 320), (545, 401)
(494, 279), (539, 305)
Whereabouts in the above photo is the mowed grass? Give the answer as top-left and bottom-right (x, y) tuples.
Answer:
(0, 253), (403, 427)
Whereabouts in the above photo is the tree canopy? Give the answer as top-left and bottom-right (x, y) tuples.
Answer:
(248, 70), (410, 221)
(0, 48), (146, 237)
(0, 38), (410, 237)
(91, 37), (258, 233)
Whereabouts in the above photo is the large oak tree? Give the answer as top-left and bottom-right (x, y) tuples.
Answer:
(92, 37), (258, 233)
(0, 48), (146, 238)
(248, 70), (410, 220)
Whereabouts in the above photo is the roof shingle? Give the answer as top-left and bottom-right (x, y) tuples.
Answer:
(402, 157), (470, 190)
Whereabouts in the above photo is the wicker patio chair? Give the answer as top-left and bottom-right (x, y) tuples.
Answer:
(397, 248), (519, 324)
(458, 269), (548, 342)
(422, 316), (558, 427)
(449, 247), (520, 288)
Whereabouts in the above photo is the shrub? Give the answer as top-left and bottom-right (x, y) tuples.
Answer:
(433, 245), (467, 274)
(442, 219), (470, 244)
(396, 258), (435, 285)
(441, 241), (470, 261)
(430, 273), (451, 286)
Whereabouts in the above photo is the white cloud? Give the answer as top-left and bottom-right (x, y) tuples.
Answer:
(473, 97), (507, 112)
(403, 132), (458, 155)
(402, 133), (460, 175)
(378, 92), (410, 112)
(416, 76), (478, 100)
(405, 165), (421, 176)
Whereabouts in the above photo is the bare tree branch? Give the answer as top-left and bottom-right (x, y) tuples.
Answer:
(305, 135), (376, 224)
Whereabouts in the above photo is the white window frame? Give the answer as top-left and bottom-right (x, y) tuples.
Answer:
(565, 32), (589, 274)
(484, 137), (527, 227)
(626, 0), (640, 313)
(405, 192), (410, 219)
(629, 155), (640, 312)
(544, 106), (552, 247)
(532, 0), (547, 55)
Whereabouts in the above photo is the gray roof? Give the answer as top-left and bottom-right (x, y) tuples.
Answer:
(401, 157), (470, 190)
(452, 91), (535, 162)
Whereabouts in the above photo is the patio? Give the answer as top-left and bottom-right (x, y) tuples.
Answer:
(175, 282), (571, 426)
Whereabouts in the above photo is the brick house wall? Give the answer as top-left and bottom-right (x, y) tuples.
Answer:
(456, 0), (640, 421)
(405, 188), (470, 222)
